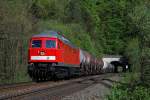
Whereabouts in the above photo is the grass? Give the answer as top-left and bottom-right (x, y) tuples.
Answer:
(106, 72), (150, 100)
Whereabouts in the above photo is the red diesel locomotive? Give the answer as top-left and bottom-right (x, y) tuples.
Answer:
(28, 31), (103, 81)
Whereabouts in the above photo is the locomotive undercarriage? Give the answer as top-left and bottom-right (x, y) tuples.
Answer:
(28, 63), (82, 81)
(28, 62), (104, 82)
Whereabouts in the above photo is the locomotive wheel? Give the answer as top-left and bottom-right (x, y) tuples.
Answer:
(51, 71), (57, 81)
(65, 68), (71, 79)
(32, 70), (35, 78)
(37, 70), (41, 82)
(36, 70), (40, 81)
(44, 71), (46, 81)
(31, 71), (35, 81)
(40, 71), (43, 81)
(32, 70), (39, 82)
(42, 71), (44, 81)
(28, 71), (33, 78)
(47, 72), (51, 80)
(53, 73), (58, 81)
(41, 71), (44, 81)
(39, 72), (43, 81)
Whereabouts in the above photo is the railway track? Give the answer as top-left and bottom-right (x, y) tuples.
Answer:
(0, 73), (118, 100)
(0, 80), (64, 100)
(0, 82), (35, 90)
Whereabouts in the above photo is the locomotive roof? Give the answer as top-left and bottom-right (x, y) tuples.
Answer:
(32, 31), (77, 48)
(32, 31), (61, 38)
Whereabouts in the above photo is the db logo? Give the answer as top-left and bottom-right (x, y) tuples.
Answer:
(40, 51), (45, 56)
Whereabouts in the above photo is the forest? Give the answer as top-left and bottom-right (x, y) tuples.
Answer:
(0, 0), (149, 99)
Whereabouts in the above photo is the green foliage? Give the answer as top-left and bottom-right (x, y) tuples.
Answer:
(128, 0), (150, 85)
(65, 0), (82, 23)
(31, 0), (67, 19)
(125, 38), (141, 84)
(125, 38), (140, 72)
(0, 0), (33, 38)
(106, 1), (150, 99)
(107, 84), (150, 100)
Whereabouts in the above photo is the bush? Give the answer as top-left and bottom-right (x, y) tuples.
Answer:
(107, 84), (150, 100)
(125, 38), (140, 73)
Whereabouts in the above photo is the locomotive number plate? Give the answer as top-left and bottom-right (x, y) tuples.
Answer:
(31, 56), (56, 60)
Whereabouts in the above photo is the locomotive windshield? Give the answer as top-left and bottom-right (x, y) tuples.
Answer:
(46, 40), (56, 48)
(32, 40), (41, 48)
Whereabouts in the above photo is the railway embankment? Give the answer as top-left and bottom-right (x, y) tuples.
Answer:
(62, 74), (124, 100)
(0, 73), (124, 100)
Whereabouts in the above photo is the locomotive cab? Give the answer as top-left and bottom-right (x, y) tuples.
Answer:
(28, 32), (65, 81)
(29, 37), (57, 62)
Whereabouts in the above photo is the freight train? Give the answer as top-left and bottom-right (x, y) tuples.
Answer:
(27, 31), (118, 81)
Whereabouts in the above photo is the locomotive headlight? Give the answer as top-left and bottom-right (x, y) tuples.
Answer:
(40, 51), (45, 56)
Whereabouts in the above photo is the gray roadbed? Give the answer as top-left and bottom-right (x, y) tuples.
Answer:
(62, 74), (123, 100)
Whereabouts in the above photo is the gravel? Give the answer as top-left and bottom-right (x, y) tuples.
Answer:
(62, 75), (122, 100)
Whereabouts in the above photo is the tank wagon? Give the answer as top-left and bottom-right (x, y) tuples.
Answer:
(28, 31), (104, 81)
